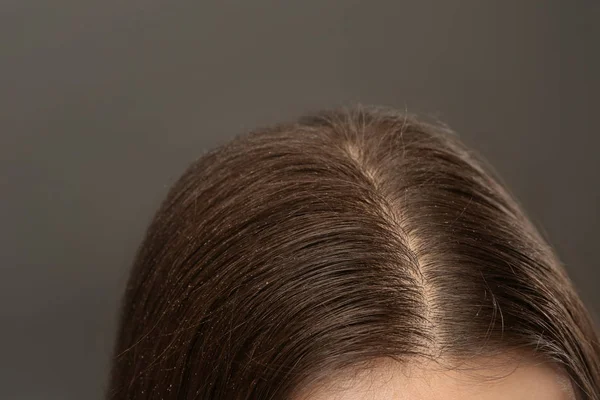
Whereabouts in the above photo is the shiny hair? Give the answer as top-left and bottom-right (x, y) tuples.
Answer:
(107, 106), (599, 399)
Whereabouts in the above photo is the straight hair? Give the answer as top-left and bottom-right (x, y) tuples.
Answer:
(107, 106), (599, 399)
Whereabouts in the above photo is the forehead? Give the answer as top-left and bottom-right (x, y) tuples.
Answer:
(292, 356), (575, 400)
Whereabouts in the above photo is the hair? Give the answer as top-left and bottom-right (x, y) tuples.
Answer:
(107, 106), (599, 399)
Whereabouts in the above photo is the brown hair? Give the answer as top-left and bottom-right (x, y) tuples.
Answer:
(107, 106), (599, 399)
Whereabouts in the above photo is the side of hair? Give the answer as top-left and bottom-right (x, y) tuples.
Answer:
(107, 106), (599, 399)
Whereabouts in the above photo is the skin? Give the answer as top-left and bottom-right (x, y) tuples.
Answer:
(292, 355), (576, 400)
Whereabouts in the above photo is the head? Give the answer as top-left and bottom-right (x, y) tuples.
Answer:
(107, 106), (599, 399)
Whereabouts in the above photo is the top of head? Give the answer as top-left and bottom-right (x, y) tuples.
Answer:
(108, 106), (599, 399)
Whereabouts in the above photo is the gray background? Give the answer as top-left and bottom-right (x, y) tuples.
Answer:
(1, 1), (598, 399)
